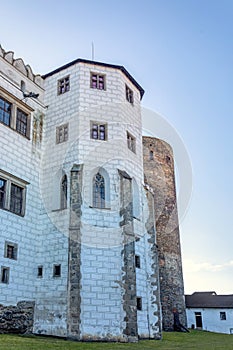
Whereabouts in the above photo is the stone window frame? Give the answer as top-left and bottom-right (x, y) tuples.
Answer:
(53, 264), (61, 277)
(1, 266), (10, 284)
(0, 169), (28, 217)
(90, 121), (107, 141)
(125, 84), (134, 104)
(127, 131), (136, 153)
(135, 255), (141, 268)
(90, 167), (110, 210)
(220, 311), (226, 320)
(136, 297), (142, 311)
(37, 265), (43, 278)
(0, 87), (32, 139)
(90, 72), (106, 90)
(57, 75), (70, 95)
(56, 123), (69, 144)
(4, 241), (18, 260)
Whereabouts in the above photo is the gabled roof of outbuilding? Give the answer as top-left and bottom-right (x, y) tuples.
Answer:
(42, 58), (145, 99)
(185, 292), (233, 309)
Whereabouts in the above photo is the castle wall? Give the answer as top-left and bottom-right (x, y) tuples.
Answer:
(143, 136), (186, 331)
(1, 46), (175, 340)
(0, 53), (44, 310)
(37, 61), (161, 340)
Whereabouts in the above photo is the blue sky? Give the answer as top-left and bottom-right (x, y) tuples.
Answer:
(1, 0), (233, 294)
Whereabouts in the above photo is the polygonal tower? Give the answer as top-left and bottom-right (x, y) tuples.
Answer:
(143, 136), (186, 330)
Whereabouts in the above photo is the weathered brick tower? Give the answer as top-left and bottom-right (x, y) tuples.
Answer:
(143, 136), (186, 331)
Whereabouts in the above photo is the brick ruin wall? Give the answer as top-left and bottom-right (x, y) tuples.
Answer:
(143, 136), (187, 331)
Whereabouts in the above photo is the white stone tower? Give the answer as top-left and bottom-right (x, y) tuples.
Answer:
(0, 47), (162, 341)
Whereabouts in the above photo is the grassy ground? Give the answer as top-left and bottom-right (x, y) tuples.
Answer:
(0, 330), (233, 350)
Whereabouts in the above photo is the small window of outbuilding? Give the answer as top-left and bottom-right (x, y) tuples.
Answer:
(220, 312), (226, 320)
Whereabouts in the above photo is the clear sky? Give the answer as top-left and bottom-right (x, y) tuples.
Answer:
(1, 0), (233, 294)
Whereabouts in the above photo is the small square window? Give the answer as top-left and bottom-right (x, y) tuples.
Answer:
(56, 123), (68, 144)
(58, 76), (70, 95)
(137, 297), (142, 311)
(4, 242), (18, 260)
(90, 73), (106, 90)
(220, 312), (226, 320)
(125, 85), (134, 104)
(53, 264), (61, 277)
(127, 131), (136, 153)
(90, 122), (107, 141)
(135, 255), (141, 268)
(1, 266), (10, 284)
(37, 266), (43, 278)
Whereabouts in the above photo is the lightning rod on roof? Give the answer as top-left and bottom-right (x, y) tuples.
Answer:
(92, 42), (94, 61)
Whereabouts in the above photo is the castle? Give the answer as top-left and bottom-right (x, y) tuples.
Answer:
(0, 45), (186, 341)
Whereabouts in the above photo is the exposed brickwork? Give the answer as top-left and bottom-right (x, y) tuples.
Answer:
(0, 301), (35, 334)
(144, 187), (162, 339)
(67, 164), (83, 340)
(143, 136), (186, 331)
(119, 170), (138, 342)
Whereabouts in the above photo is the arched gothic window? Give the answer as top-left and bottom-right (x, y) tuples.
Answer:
(93, 172), (105, 208)
(60, 175), (67, 209)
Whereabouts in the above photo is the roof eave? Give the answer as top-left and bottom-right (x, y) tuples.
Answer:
(42, 58), (145, 99)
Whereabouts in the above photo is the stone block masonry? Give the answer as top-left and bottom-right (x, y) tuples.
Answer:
(0, 301), (35, 334)
(119, 170), (138, 342)
(144, 187), (162, 339)
(67, 164), (83, 340)
(143, 136), (187, 331)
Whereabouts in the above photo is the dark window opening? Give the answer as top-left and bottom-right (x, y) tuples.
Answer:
(37, 266), (43, 278)
(126, 85), (134, 104)
(127, 131), (136, 153)
(195, 312), (203, 328)
(58, 76), (70, 95)
(135, 255), (141, 268)
(149, 150), (154, 160)
(91, 122), (107, 141)
(220, 312), (226, 320)
(5, 242), (18, 260)
(91, 73), (105, 90)
(137, 297), (142, 311)
(53, 264), (61, 277)
(1, 267), (9, 284)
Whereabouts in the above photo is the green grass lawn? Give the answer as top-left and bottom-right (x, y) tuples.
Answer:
(1, 331), (233, 350)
